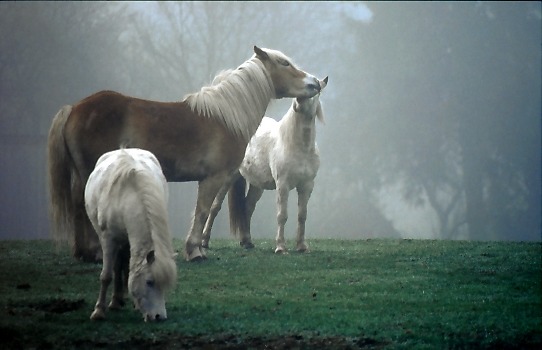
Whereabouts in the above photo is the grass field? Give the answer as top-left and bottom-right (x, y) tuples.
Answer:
(0, 238), (540, 349)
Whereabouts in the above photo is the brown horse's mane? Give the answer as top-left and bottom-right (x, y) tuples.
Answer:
(183, 57), (275, 142)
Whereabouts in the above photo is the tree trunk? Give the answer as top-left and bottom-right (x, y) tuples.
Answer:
(460, 134), (488, 240)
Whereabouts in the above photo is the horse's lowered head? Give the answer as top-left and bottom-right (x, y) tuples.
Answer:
(253, 46), (321, 99)
(128, 249), (176, 322)
(293, 76), (328, 124)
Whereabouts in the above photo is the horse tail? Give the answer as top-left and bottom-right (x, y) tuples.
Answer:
(47, 105), (74, 246)
(228, 175), (249, 238)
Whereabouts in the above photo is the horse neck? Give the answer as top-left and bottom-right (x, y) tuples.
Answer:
(126, 173), (172, 269)
(184, 58), (275, 143)
(126, 177), (176, 291)
(278, 107), (317, 153)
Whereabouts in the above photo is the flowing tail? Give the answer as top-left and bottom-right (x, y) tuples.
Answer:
(48, 105), (102, 262)
(48, 105), (74, 245)
(228, 175), (249, 238)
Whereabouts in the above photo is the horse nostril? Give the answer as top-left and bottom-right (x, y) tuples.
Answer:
(309, 83), (320, 92)
(155, 314), (161, 321)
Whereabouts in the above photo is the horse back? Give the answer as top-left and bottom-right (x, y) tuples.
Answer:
(64, 91), (247, 183)
(85, 149), (167, 239)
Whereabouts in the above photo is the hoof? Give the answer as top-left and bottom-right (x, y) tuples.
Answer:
(296, 244), (310, 253)
(185, 248), (207, 262)
(108, 298), (124, 310)
(202, 241), (209, 249)
(274, 247), (288, 254)
(184, 244), (208, 262)
(78, 250), (103, 264)
(94, 249), (104, 262)
(189, 255), (206, 263)
(240, 241), (255, 249)
(90, 308), (106, 321)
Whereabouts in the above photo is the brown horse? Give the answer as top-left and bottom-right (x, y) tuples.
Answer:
(48, 46), (321, 262)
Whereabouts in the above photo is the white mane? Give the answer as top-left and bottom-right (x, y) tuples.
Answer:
(98, 150), (177, 291)
(128, 157), (176, 291)
(278, 96), (324, 152)
(183, 57), (275, 142)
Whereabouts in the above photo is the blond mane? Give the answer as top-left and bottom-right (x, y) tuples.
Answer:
(131, 160), (177, 291)
(183, 57), (275, 142)
(104, 150), (177, 291)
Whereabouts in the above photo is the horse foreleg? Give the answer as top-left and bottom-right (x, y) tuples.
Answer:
(109, 244), (129, 309)
(185, 176), (225, 261)
(91, 241), (115, 320)
(296, 182), (314, 253)
(275, 186), (289, 254)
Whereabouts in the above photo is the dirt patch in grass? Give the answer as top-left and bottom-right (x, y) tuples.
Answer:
(31, 298), (86, 313)
(74, 333), (388, 349)
(7, 298), (86, 315)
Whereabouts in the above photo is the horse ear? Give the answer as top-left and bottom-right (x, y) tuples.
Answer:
(146, 250), (155, 265)
(254, 46), (269, 61)
(320, 76), (329, 90)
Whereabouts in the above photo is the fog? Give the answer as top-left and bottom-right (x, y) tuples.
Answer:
(1, 2), (540, 242)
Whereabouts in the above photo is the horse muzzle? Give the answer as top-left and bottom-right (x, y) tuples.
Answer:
(144, 312), (167, 322)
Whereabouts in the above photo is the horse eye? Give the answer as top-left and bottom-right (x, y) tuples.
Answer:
(146, 280), (155, 287)
(279, 59), (290, 67)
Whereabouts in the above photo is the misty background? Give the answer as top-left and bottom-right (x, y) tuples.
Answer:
(1, 2), (540, 242)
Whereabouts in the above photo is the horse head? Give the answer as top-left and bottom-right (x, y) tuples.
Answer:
(293, 76), (328, 124)
(128, 250), (169, 322)
(253, 46), (321, 99)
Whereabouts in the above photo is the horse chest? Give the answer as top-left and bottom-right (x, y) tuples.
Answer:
(278, 151), (319, 184)
(302, 127), (313, 150)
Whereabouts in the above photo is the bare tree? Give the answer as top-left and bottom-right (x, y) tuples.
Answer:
(339, 2), (541, 240)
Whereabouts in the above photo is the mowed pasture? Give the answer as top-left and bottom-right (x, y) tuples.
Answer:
(0, 238), (540, 349)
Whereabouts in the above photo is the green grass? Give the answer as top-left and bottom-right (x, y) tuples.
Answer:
(0, 239), (540, 349)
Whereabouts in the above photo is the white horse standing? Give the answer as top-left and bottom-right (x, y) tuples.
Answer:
(85, 148), (177, 322)
(203, 77), (328, 253)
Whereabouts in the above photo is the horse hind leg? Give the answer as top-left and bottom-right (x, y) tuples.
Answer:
(83, 216), (102, 262)
(73, 209), (102, 262)
(242, 184), (264, 249)
(72, 173), (102, 262)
